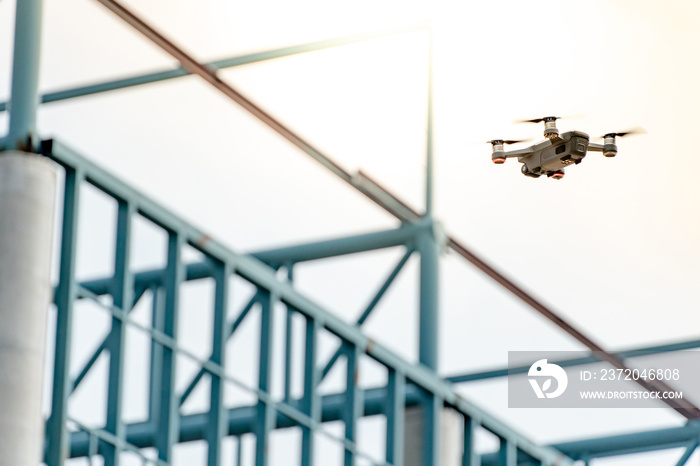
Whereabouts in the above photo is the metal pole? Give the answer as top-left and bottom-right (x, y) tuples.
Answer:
(7, 0), (44, 150)
(418, 220), (439, 370)
(0, 152), (57, 465)
(425, 21), (435, 217)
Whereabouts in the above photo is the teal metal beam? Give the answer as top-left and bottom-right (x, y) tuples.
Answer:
(155, 231), (184, 462)
(478, 421), (700, 464)
(0, 23), (426, 114)
(205, 260), (231, 465)
(6, 0), (43, 150)
(103, 200), (135, 465)
(283, 265), (294, 403)
(253, 225), (420, 267)
(424, 21), (434, 217)
(417, 219), (440, 370)
(462, 416), (480, 466)
(342, 343), (362, 466)
(301, 317), (321, 466)
(75, 224), (421, 297)
(255, 291), (275, 466)
(63, 381), (700, 463)
(385, 370), (406, 466)
(60, 376), (571, 465)
(148, 286), (165, 425)
(675, 440), (698, 466)
(498, 438), (517, 466)
(446, 338), (700, 384)
(45, 167), (82, 465)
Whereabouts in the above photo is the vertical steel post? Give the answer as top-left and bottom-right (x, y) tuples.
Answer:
(148, 286), (165, 424)
(207, 260), (231, 465)
(417, 222), (439, 370)
(156, 232), (184, 462)
(255, 290), (275, 466)
(343, 342), (362, 466)
(284, 264), (294, 403)
(45, 167), (81, 465)
(386, 369), (406, 466)
(498, 438), (517, 466)
(462, 416), (480, 466)
(104, 201), (135, 466)
(417, 22), (442, 460)
(7, 0), (43, 150)
(301, 317), (320, 466)
(424, 21), (435, 217)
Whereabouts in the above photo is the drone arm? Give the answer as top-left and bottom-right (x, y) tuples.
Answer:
(586, 142), (604, 152)
(503, 147), (535, 158)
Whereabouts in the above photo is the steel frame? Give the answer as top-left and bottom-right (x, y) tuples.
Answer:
(1, 0), (698, 464)
(41, 139), (570, 466)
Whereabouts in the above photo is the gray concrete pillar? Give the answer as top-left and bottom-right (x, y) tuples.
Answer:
(405, 406), (462, 466)
(0, 152), (58, 465)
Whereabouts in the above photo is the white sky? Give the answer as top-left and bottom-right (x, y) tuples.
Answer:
(2, 0), (700, 464)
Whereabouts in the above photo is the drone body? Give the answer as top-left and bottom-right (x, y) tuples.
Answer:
(489, 117), (638, 179)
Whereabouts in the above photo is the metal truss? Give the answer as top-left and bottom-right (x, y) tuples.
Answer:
(2, 0), (700, 465)
(41, 139), (571, 465)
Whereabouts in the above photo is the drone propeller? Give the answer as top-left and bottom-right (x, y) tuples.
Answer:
(514, 113), (585, 125)
(486, 139), (530, 145)
(600, 127), (647, 138)
(514, 116), (561, 124)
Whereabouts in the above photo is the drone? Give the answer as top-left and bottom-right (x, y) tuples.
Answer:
(488, 116), (644, 179)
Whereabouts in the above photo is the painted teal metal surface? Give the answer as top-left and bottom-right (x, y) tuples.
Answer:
(0, 22), (427, 114)
(6, 0), (43, 150)
(45, 165), (81, 465)
(447, 337), (700, 384)
(206, 261), (230, 465)
(103, 201), (134, 465)
(385, 370), (406, 466)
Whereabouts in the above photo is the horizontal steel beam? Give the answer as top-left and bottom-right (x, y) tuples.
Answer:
(65, 383), (569, 466)
(479, 421), (700, 465)
(76, 224), (421, 296)
(65, 385), (421, 458)
(446, 338), (700, 384)
(0, 23), (426, 113)
(251, 223), (421, 267)
(64, 378), (700, 463)
(552, 421), (700, 461)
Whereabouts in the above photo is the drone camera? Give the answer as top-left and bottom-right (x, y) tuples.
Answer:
(521, 165), (540, 178)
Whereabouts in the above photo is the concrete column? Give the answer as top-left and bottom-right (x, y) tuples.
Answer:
(0, 152), (58, 465)
(404, 406), (462, 466)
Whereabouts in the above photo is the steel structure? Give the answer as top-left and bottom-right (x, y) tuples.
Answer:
(1, 0), (700, 465)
